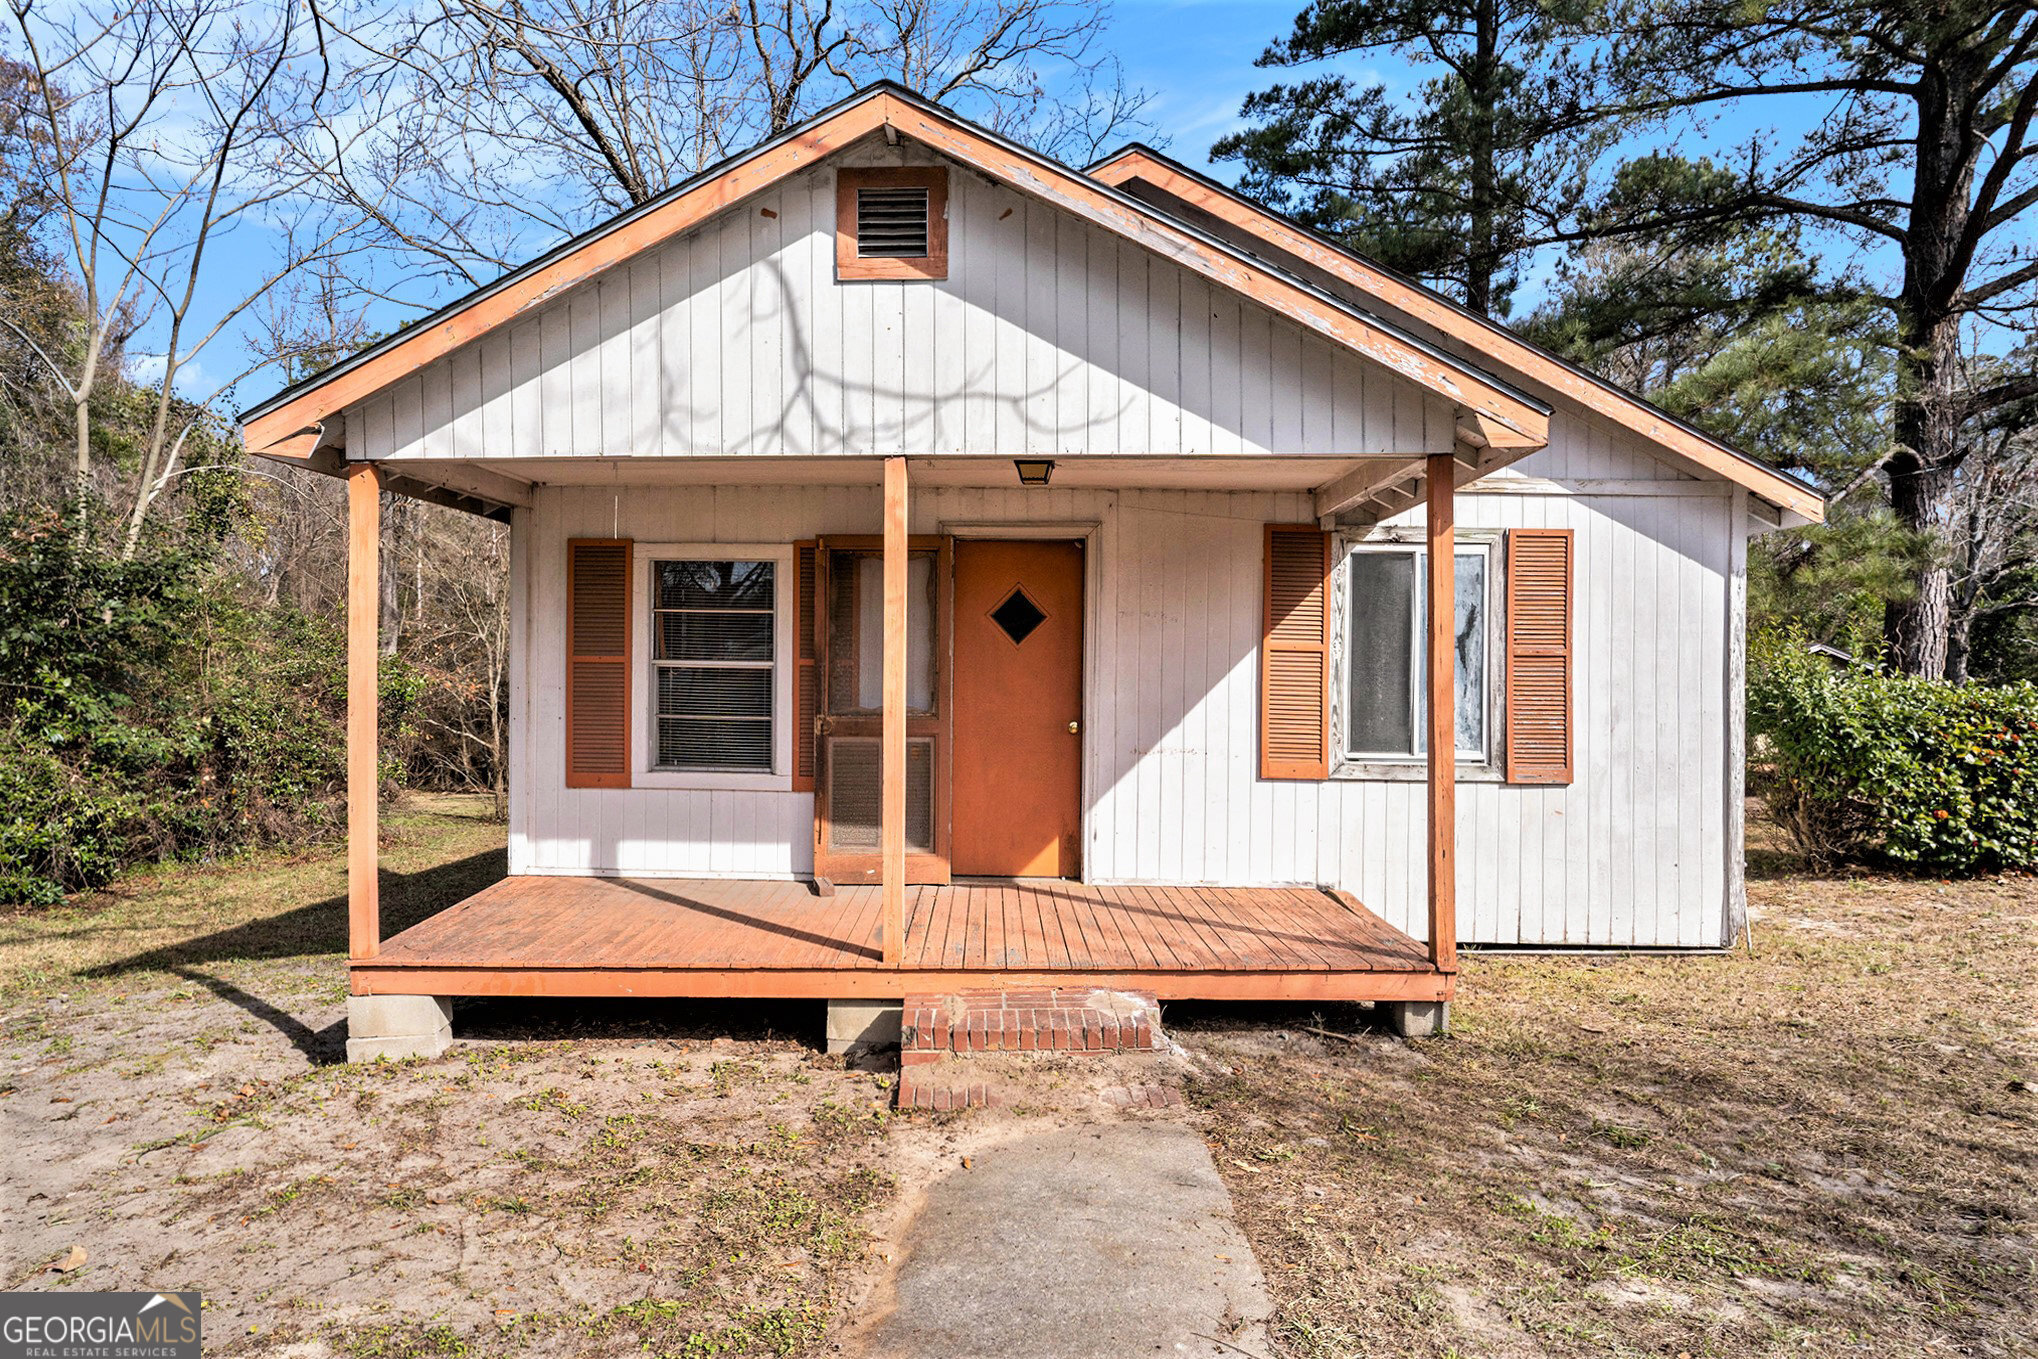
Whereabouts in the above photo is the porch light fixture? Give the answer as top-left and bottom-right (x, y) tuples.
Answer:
(1013, 458), (1055, 486)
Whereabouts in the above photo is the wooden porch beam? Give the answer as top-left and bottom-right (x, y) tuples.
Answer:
(881, 456), (908, 965)
(351, 965), (1456, 1005)
(1313, 456), (1425, 522)
(1345, 476), (1424, 525)
(377, 474), (514, 522)
(1327, 441), (1491, 526)
(345, 463), (382, 961)
(1453, 409), (1542, 452)
(1425, 451), (1458, 974)
(380, 461), (535, 512)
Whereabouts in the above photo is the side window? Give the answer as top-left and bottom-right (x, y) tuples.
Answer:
(1342, 541), (1494, 762)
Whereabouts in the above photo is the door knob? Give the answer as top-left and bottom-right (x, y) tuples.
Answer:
(1068, 720), (1080, 734)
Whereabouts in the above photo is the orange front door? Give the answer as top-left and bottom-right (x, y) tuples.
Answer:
(951, 539), (1084, 877)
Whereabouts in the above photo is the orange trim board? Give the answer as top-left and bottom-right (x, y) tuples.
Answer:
(243, 86), (1548, 461)
(1091, 147), (1825, 523)
(350, 964), (1455, 1004)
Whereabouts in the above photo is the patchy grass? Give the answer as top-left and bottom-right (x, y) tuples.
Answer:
(0, 793), (507, 1002)
(1174, 823), (2038, 1358)
(0, 795), (899, 1358)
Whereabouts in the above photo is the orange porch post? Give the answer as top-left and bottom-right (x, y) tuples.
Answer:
(1425, 452), (1458, 974)
(880, 456), (908, 965)
(345, 462), (381, 962)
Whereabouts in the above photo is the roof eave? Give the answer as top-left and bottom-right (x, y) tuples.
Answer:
(239, 82), (913, 442)
(1088, 144), (1826, 524)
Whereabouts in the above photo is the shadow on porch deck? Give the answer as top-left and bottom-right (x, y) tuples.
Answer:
(351, 877), (1452, 1004)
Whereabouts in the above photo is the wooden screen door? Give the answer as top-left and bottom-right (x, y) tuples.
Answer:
(951, 539), (1085, 878)
(811, 537), (952, 886)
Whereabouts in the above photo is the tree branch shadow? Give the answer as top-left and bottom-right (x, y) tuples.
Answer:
(82, 847), (508, 1062)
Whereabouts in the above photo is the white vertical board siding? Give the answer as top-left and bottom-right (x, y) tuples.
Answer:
(518, 483), (870, 879)
(514, 418), (1742, 947)
(518, 481), (1090, 879)
(349, 158), (1456, 463)
(1078, 435), (1733, 947)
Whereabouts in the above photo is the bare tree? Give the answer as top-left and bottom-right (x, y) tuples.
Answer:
(1945, 353), (2038, 684)
(4, 0), (368, 551)
(0, 57), (100, 506)
(382, 506), (512, 815)
(296, 0), (1151, 286)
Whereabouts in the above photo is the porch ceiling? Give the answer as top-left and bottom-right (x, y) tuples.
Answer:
(383, 453), (1411, 496)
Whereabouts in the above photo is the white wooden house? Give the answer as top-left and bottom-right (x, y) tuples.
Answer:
(240, 85), (1824, 1060)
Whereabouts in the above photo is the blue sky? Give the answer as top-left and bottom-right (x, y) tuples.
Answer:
(1108, 0), (1310, 174)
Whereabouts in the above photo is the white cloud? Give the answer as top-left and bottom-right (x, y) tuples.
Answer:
(127, 350), (214, 401)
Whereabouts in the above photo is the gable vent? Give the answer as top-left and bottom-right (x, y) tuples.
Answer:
(837, 168), (948, 280)
(857, 186), (930, 257)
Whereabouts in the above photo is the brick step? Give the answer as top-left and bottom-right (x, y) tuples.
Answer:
(902, 988), (1161, 1055)
(894, 989), (1168, 1112)
(894, 1074), (997, 1112)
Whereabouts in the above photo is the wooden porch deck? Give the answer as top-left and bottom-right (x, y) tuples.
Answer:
(352, 877), (1452, 1003)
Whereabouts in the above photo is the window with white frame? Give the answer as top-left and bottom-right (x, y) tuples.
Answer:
(650, 558), (777, 771)
(1340, 537), (1498, 764)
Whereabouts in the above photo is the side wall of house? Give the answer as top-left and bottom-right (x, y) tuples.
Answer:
(509, 413), (1742, 948)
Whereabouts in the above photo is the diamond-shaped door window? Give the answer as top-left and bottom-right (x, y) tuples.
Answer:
(990, 586), (1048, 645)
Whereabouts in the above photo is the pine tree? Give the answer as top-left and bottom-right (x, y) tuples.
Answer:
(1581, 0), (2038, 676)
(1529, 229), (1916, 655)
(1213, 0), (1611, 316)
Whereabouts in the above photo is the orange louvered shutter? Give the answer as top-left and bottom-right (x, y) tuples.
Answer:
(792, 541), (819, 791)
(1262, 524), (1331, 780)
(567, 539), (632, 788)
(1505, 528), (1573, 784)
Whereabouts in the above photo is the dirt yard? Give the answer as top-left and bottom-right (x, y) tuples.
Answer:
(4, 798), (2034, 1358)
(1174, 828), (2038, 1358)
(0, 797), (912, 1357)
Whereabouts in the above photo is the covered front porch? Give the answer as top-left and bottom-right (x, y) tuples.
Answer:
(328, 449), (1480, 1051)
(350, 875), (1450, 1003)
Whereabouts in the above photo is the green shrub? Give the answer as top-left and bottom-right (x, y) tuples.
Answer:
(1748, 631), (2038, 874)
(0, 732), (152, 905)
(0, 499), (421, 903)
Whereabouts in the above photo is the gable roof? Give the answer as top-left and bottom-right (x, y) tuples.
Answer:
(240, 83), (1549, 463)
(1089, 145), (1825, 523)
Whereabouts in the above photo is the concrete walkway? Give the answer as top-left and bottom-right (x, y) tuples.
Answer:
(850, 1121), (1273, 1359)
